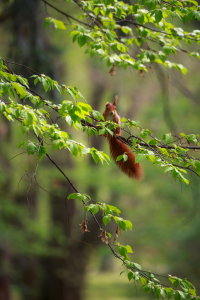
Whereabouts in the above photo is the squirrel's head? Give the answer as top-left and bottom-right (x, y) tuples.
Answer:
(105, 95), (118, 117)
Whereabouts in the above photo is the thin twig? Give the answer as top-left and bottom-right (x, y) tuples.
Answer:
(42, 0), (94, 28)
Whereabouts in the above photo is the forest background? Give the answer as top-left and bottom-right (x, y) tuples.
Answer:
(0, 0), (200, 300)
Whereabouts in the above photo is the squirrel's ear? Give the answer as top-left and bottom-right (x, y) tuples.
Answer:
(113, 95), (118, 106)
(105, 102), (110, 106)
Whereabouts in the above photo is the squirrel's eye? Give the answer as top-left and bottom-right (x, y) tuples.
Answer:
(107, 107), (108, 110)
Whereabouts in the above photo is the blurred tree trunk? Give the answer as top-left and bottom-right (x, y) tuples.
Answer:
(39, 81), (107, 300)
(39, 185), (97, 300)
(0, 1), (108, 299)
(0, 0), (61, 299)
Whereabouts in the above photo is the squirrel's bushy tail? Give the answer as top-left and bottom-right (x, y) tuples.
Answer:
(108, 136), (143, 181)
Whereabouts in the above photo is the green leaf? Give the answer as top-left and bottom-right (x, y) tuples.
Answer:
(155, 10), (163, 23)
(106, 205), (121, 216)
(69, 143), (79, 157)
(92, 151), (99, 164)
(141, 129), (148, 139)
(78, 35), (87, 47)
(128, 272), (133, 281)
(94, 7), (100, 15)
(103, 215), (112, 226)
(162, 133), (173, 144)
(27, 142), (38, 155)
(148, 52), (156, 63)
(155, 287), (161, 299)
(116, 155), (123, 161)
(163, 46), (172, 56)
(110, 43), (117, 52)
(172, 169), (179, 181)
(122, 154), (128, 162)
(112, 216), (119, 226)
(158, 51), (167, 62)
(121, 26), (133, 35)
(125, 220), (132, 230)
(143, 284), (151, 293)
(87, 128), (95, 137)
(96, 49), (105, 56)
(52, 139), (63, 151)
(85, 116), (93, 124)
(99, 128), (106, 135)
(33, 124), (40, 136)
(106, 231), (111, 238)
(44, 18), (52, 28)
(68, 193), (80, 200)
(0, 101), (5, 113)
(140, 277), (146, 285)
(66, 88), (76, 100)
(55, 84), (62, 94)
(126, 245), (133, 253)
(173, 279), (180, 288)
(135, 154), (144, 163)
(168, 289), (175, 299)
(148, 139), (157, 145)
(105, 128), (114, 136)
(12, 83), (26, 99)
(132, 262), (142, 270)
(41, 77), (50, 92)
(136, 13), (144, 24)
(38, 146), (47, 160)
(52, 19), (66, 30)
(34, 78), (39, 85)
(118, 245), (128, 258)
(65, 116), (73, 127)
(160, 288), (167, 299)
(174, 291), (181, 300)
(18, 76), (29, 88)
(22, 125), (30, 134)
(119, 220), (127, 231)
(120, 270), (126, 276)
(188, 134), (197, 143)
(145, 0), (157, 10)
(116, 7), (122, 18)
(25, 112), (33, 125)
(18, 141), (27, 149)
(164, 166), (173, 173)
(194, 160), (200, 176)
(106, 31), (114, 41)
(88, 204), (99, 215)
(29, 95), (39, 105)
(92, 110), (102, 120)
(81, 147), (91, 154)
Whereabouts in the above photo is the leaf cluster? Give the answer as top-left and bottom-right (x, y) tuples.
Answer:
(44, 0), (200, 75)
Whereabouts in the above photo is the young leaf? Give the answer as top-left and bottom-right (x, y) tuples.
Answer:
(155, 10), (163, 23)
(38, 146), (47, 160)
(135, 154), (144, 163)
(88, 204), (99, 215)
(27, 142), (38, 155)
(52, 19), (66, 30)
(118, 245), (128, 258)
(128, 272), (134, 281)
(126, 245), (133, 253)
(44, 18), (52, 29)
(103, 215), (112, 226)
(68, 193), (80, 200)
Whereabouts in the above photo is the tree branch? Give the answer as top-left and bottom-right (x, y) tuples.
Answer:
(42, 0), (94, 28)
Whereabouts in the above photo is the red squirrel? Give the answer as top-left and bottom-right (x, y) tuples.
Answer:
(102, 96), (143, 181)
